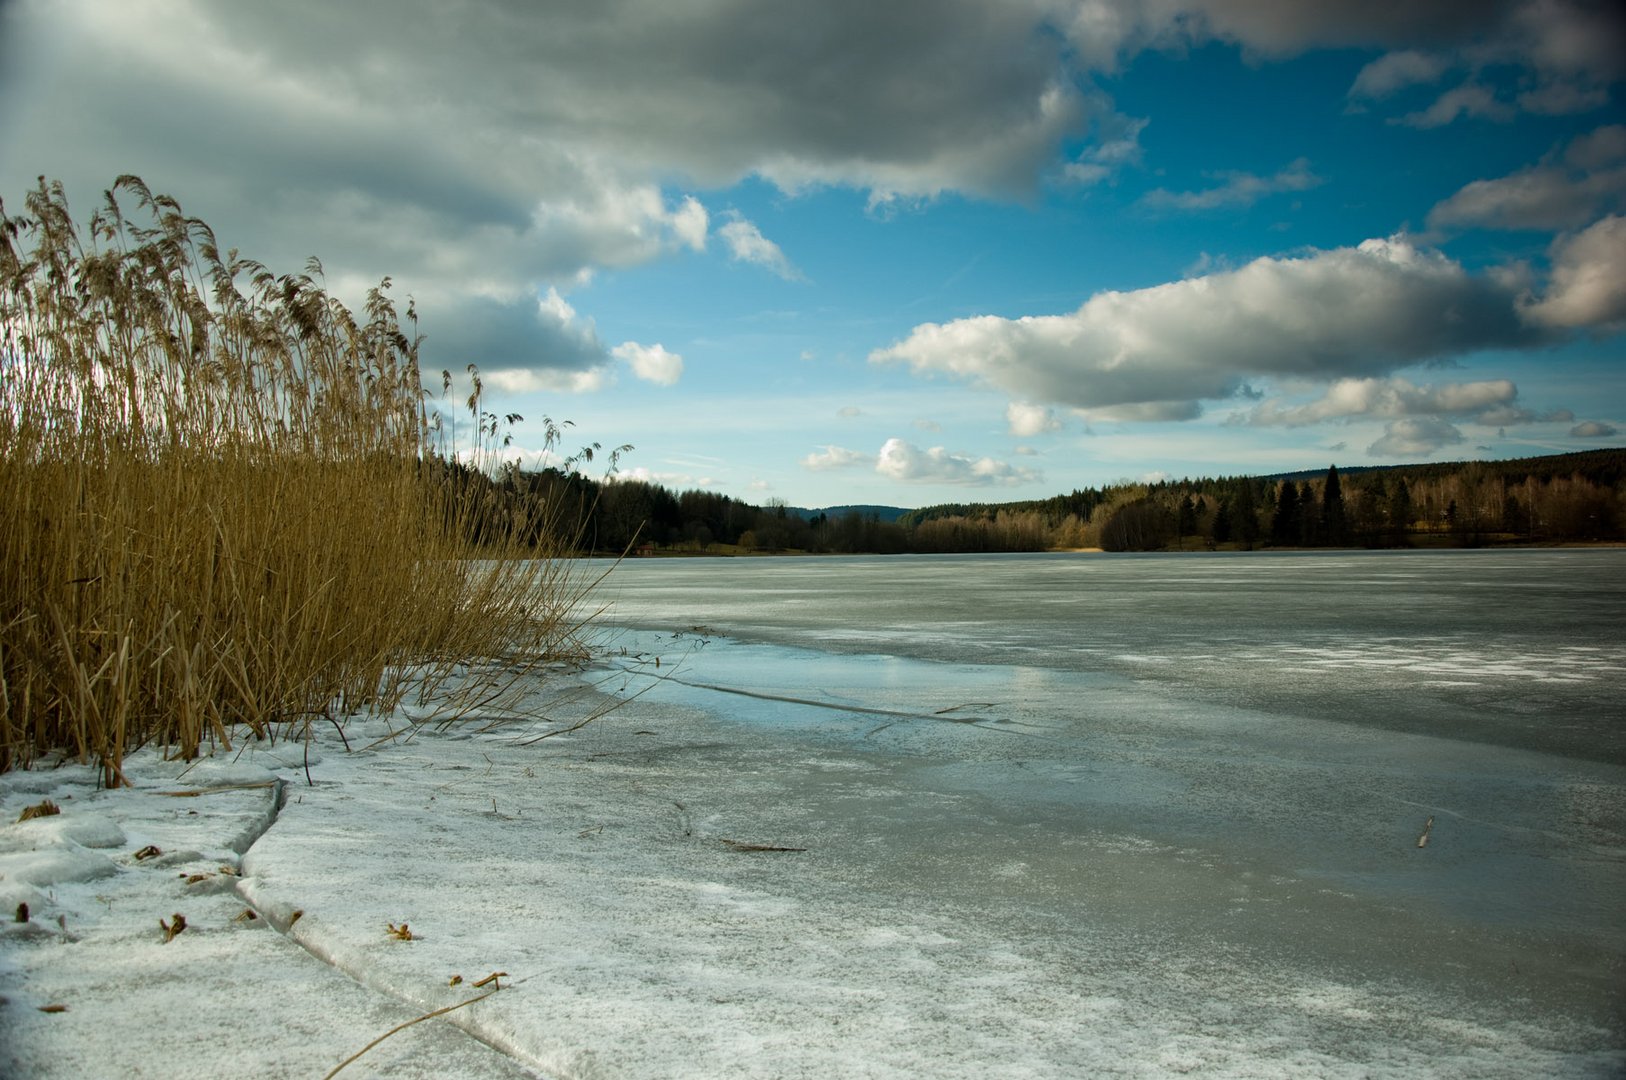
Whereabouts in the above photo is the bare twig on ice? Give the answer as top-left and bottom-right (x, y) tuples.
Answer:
(323, 982), (505, 1079)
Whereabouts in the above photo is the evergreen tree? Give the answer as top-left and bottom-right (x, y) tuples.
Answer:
(1296, 481), (1319, 545)
(1501, 492), (1526, 537)
(1232, 480), (1260, 548)
(1387, 477), (1412, 546)
(1271, 481), (1300, 546)
(1177, 494), (1197, 540)
(1321, 465), (1348, 546)
(1361, 474), (1389, 546)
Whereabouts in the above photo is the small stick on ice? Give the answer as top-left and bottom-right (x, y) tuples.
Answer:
(155, 781), (278, 797)
(1417, 816), (1435, 848)
(322, 985), (503, 1079)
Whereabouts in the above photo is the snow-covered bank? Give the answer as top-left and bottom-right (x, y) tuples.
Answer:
(3, 637), (1621, 1078)
(0, 736), (542, 1078)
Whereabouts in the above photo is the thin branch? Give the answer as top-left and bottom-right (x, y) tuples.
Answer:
(322, 985), (502, 1080)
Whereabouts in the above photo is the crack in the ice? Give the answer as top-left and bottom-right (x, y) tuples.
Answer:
(234, 775), (553, 1078)
(653, 673), (1050, 742)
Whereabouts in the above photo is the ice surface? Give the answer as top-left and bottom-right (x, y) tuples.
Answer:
(0, 744), (543, 1079)
(2, 550), (1622, 1078)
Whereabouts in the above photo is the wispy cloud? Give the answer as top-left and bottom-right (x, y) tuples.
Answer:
(1244, 377), (1525, 427)
(1348, 50), (1451, 100)
(719, 215), (803, 280)
(801, 445), (872, 470)
(1140, 158), (1321, 211)
(1393, 82), (1514, 128)
(1427, 125), (1626, 233)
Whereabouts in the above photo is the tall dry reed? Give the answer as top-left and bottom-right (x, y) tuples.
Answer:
(0, 176), (590, 782)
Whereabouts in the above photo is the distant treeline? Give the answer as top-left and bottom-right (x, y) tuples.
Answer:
(456, 449), (1626, 555)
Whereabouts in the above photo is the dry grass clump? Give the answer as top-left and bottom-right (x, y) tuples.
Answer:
(0, 176), (590, 782)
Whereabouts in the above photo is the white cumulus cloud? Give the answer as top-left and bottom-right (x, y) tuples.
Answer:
(873, 237), (1536, 417)
(1006, 402), (1063, 437)
(670, 196), (710, 252)
(1368, 417), (1467, 457)
(1522, 215), (1626, 329)
(611, 342), (685, 386)
(875, 438), (1038, 487)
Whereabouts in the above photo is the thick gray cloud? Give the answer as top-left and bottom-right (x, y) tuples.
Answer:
(1570, 420), (1619, 437)
(873, 237), (1538, 416)
(1058, 0), (1517, 71)
(1344, 0), (1624, 125)
(0, 0), (1103, 381)
(3, 0), (1617, 389)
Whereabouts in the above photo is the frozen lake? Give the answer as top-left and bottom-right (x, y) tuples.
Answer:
(586, 549), (1625, 1073)
(6, 549), (1622, 1077)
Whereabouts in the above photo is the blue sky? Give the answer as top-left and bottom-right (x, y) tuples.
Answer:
(3, 2), (1623, 508)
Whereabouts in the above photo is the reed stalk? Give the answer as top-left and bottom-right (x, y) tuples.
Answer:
(0, 176), (589, 780)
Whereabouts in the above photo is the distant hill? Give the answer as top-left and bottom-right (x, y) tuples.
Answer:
(1256, 449), (1626, 486)
(786, 504), (911, 523)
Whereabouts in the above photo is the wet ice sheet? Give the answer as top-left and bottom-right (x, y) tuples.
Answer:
(591, 550), (1626, 764)
(608, 629), (1626, 955)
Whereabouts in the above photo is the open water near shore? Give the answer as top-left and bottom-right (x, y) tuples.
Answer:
(584, 549), (1625, 1073)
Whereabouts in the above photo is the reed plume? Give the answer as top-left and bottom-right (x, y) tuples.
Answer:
(0, 176), (589, 782)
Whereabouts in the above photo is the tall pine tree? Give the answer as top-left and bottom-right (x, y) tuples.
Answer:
(1387, 477), (1412, 546)
(1271, 481), (1300, 546)
(1321, 465), (1348, 546)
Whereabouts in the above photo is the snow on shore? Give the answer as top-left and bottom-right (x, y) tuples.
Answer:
(2, 658), (1622, 1079)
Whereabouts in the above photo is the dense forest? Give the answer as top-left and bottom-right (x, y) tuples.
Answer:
(457, 449), (1626, 555)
